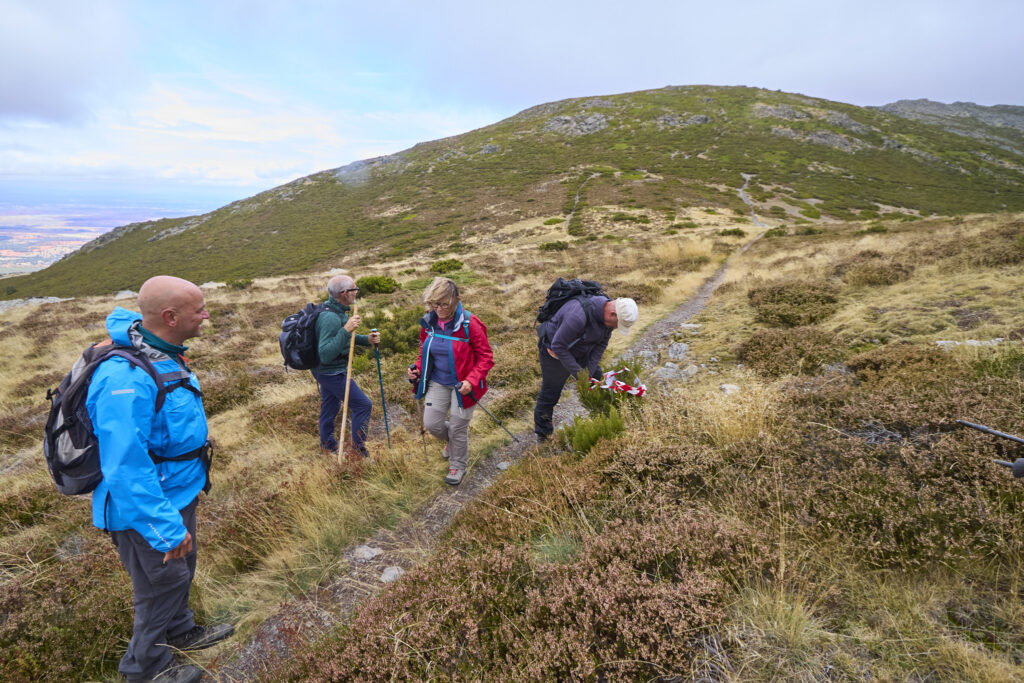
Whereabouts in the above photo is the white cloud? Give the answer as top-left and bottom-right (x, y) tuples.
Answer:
(0, 0), (138, 121)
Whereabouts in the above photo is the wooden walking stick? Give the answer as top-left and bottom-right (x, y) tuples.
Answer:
(338, 304), (358, 465)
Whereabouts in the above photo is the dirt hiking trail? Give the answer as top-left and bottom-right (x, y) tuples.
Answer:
(210, 200), (764, 681)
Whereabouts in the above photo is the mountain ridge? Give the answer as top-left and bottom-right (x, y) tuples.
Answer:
(5, 85), (1024, 299)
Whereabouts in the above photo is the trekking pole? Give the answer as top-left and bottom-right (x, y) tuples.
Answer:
(468, 391), (519, 443)
(339, 304), (358, 465)
(371, 329), (390, 448)
(407, 369), (427, 457)
(957, 419), (1024, 477)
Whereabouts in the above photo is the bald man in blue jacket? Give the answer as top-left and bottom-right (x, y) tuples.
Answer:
(87, 276), (232, 683)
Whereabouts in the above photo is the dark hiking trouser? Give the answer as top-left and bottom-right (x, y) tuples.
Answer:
(313, 370), (372, 455)
(534, 343), (597, 438)
(111, 497), (198, 682)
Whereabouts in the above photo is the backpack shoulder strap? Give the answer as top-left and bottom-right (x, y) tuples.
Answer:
(99, 346), (197, 412)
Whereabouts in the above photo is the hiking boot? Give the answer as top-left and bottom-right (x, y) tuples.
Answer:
(444, 468), (465, 486)
(145, 664), (204, 683)
(441, 443), (450, 460)
(536, 433), (549, 444)
(167, 623), (235, 651)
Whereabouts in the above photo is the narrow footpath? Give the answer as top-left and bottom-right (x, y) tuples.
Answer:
(211, 181), (766, 681)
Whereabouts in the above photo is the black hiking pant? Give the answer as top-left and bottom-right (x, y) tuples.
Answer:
(534, 343), (597, 438)
(111, 497), (198, 682)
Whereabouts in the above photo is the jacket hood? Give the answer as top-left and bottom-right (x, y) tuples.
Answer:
(106, 307), (143, 346)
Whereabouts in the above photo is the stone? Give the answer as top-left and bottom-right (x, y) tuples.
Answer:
(680, 364), (699, 380)
(667, 342), (690, 361)
(352, 545), (383, 562)
(652, 362), (680, 381)
(679, 323), (702, 330)
(380, 566), (405, 583)
(200, 281), (226, 289)
(709, 357), (719, 363)
(625, 348), (659, 366)
(114, 290), (136, 299)
(719, 384), (741, 395)
(497, 461), (511, 471)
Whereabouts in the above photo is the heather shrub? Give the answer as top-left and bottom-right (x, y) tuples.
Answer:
(0, 544), (132, 681)
(355, 274), (399, 293)
(429, 258), (463, 273)
(718, 227), (746, 237)
(543, 217), (564, 225)
(538, 240), (569, 251)
(737, 326), (846, 377)
(283, 545), (536, 681)
(747, 281), (840, 327)
(763, 226), (788, 237)
(844, 261), (913, 286)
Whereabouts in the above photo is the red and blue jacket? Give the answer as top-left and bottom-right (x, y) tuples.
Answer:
(412, 302), (494, 409)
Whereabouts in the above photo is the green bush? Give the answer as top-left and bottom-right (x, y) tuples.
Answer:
(539, 241), (570, 252)
(430, 258), (463, 274)
(718, 228), (746, 237)
(356, 275), (400, 293)
(575, 364), (647, 415)
(747, 281), (840, 327)
(543, 217), (565, 225)
(560, 406), (625, 454)
(226, 278), (253, 290)
(763, 227), (788, 238)
(797, 225), (825, 235)
(799, 205), (821, 219)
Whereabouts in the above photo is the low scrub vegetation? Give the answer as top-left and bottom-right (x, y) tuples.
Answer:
(4, 210), (1024, 680)
(747, 280), (841, 327)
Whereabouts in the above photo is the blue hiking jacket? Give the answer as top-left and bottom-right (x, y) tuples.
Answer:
(87, 307), (209, 552)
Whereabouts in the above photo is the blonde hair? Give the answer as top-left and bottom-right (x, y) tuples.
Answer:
(422, 277), (460, 312)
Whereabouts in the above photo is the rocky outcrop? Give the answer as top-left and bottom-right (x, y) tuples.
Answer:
(772, 126), (869, 153)
(543, 113), (610, 136)
(656, 113), (711, 129)
(332, 153), (406, 185)
(753, 103), (811, 120)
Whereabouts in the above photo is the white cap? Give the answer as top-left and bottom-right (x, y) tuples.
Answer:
(614, 298), (638, 335)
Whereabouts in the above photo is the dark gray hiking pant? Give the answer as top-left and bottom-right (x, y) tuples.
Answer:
(111, 497), (198, 682)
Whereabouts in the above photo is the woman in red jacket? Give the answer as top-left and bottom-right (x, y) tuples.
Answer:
(407, 277), (494, 485)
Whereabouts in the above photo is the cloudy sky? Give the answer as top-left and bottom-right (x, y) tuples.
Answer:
(1, 0), (1021, 270)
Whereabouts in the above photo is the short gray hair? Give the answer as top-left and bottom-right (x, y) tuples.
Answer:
(327, 275), (354, 300)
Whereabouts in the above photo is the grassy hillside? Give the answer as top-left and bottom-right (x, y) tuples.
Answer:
(2, 201), (1024, 679)
(4, 85), (1024, 299)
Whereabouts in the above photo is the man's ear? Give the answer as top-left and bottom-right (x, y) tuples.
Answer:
(161, 308), (178, 327)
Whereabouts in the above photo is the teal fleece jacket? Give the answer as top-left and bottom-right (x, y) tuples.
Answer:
(315, 297), (369, 373)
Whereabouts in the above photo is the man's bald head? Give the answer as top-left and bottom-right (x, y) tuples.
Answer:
(138, 276), (209, 345)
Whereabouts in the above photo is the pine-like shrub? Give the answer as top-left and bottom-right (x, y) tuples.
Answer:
(356, 275), (399, 293)
(430, 258), (463, 274)
(559, 406), (625, 454)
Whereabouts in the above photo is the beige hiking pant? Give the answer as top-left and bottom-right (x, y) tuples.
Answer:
(423, 381), (475, 471)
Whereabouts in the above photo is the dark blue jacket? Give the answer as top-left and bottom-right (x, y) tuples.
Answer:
(539, 295), (611, 376)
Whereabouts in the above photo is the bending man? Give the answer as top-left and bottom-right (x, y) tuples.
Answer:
(533, 294), (638, 442)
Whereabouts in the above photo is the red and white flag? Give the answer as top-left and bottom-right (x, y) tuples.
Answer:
(588, 368), (646, 396)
